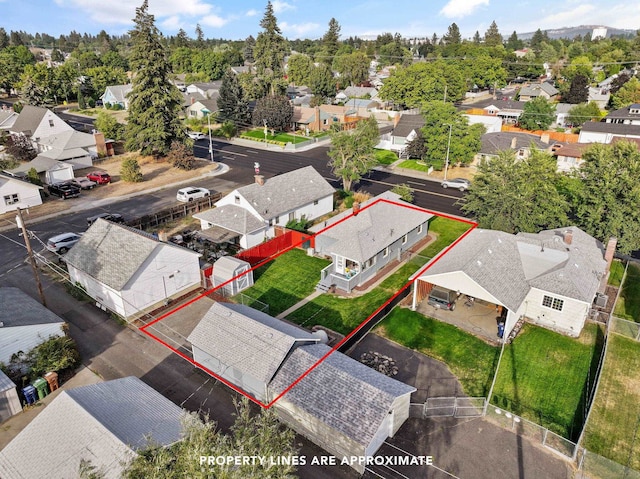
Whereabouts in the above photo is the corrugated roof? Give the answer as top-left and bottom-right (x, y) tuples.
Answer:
(0, 287), (65, 328)
(0, 377), (183, 479)
(270, 344), (415, 447)
(188, 302), (317, 385)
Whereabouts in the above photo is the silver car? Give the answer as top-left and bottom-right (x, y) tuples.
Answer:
(46, 232), (82, 254)
(441, 178), (471, 191)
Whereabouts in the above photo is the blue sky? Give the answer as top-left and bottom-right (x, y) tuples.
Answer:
(1, 1), (638, 41)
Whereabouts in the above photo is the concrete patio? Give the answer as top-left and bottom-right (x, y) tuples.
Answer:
(416, 297), (503, 344)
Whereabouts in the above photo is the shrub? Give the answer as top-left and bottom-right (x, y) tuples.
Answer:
(391, 183), (414, 202)
(26, 167), (42, 186)
(120, 158), (143, 182)
(167, 141), (196, 170)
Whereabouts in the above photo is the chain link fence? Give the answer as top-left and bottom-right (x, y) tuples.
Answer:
(576, 448), (640, 479)
(610, 316), (640, 341)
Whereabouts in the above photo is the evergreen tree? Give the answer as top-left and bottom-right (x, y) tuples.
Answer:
(565, 74), (589, 104)
(217, 70), (250, 127)
(484, 21), (503, 47)
(243, 35), (255, 64)
(530, 28), (545, 53)
(309, 63), (335, 99)
(195, 24), (204, 48)
(124, 0), (185, 157)
(253, 1), (288, 93)
(506, 31), (523, 51)
(321, 18), (341, 64)
(473, 31), (481, 45)
(443, 23), (461, 44)
(405, 129), (427, 160)
(175, 29), (189, 48)
(0, 28), (8, 50)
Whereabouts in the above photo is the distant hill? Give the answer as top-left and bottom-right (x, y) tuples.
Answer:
(518, 25), (636, 40)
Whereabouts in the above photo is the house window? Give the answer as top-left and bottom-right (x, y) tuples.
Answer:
(234, 195), (240, 204)
(289, 212), (295, 222)
(4, 194), (19, 205)
(383, 246), (389, 257)
(402, 234), (408, 245)
(542, 295), (564, 311)
(313, 199), (319, 205)
(418, 224), (423, 234)
(49, 119), (54, 127)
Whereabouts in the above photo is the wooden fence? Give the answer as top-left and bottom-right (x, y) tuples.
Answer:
(125, 193), (221, 230)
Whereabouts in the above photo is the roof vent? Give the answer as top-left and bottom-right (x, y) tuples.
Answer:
(476, 260), (482, 267)
(488, 248), (492, 254)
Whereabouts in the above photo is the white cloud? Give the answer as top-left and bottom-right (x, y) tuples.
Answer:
(440, 0), (489, 18)
(272, 0), (295, 14)
(280, 21), (320, 38)
(201, 14), (228, 28)
(161, 15), (183, 30)
(246, 9), (259, 17)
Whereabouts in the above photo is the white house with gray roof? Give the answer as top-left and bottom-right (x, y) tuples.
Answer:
(194, 166), (334, 249)
(0, 377), (184, 479)
(64, 219), (201, 319)
(0, 173), (43, 213)
(9, 105), (73, 142)
(100, 84), (133, 109)
(188, 302), (320, 402)
(311, 191), (433, 293)
(411, 226), (608, 338)
(269, 343), (415, 474)
(578, 121), (640, 144)
(0, 287), (65, 365)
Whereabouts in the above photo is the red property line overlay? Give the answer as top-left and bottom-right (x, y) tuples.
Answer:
(140, 198), (478, 409)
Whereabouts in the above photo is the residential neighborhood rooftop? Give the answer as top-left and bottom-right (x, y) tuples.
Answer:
(0, 287), (65, 328)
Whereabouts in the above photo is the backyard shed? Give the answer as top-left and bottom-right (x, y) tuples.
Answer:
(212, 256), (253, 296)
(0, 369), (22, 423)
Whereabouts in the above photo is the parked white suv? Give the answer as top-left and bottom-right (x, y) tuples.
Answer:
(46, 232), (82, 254)
(176, 187), (210, 202)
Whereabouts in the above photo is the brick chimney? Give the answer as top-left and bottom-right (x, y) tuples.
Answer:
(93, 131), (107, 157)
(393, 113), (401, 127)
(191, 96), (195, 105)
(353, 201), (360, 216)
(255, 175), (265, 186)
(604, 237), (617, 273)
(314, 106), (322, 132)
(563, 230), (573, 245)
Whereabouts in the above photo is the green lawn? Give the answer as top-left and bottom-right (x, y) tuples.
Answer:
(582, 334), (640, 470)
(377, 307), (499, 397)
(399, 159), (444, 171)
(286, 216), (472, 335)
(234, 249), (330, 316)
(614, 263), (640, 322)
(375, 149), (398, 165)
(242, 129), (311, 144)
(491, 323), (605, 440)
(608, 260), (625, 287)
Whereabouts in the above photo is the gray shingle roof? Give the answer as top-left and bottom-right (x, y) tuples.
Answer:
(519, 82), (559, 97)
(604, 105), (640, 121)
(270, 344), (415, 447)
(234, 166), (334, 220)
(392, 114), (425, 138)
(415, 226), (606, 310)
(0, 287), (65, 328)
(194, 204), (266, 234)
(471, 99), (526, 111)
(580, 121), (640, 135)
(0, 377), (183, 479)
(9, 155), (68, 174)
(311, 193), (433, 263)
(188, 302), (317, 385)
(480, 132), (551, 155)
(63, 219), (198, 291)
(10, 105), (48, 135)
(37, 130), (95, 150)
(0, 368), (16, 392)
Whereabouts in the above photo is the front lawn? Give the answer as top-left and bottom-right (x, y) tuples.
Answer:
(614, 263), (640, 322)
(491, 323), (605, 440)
(375, 149), (398, 165)
(376, 307), (499, 397)
(399, 159), (444, 172)
(582, 334), (640, 470)
(242, 129), (312, 144)
(234, 249), (330, 316)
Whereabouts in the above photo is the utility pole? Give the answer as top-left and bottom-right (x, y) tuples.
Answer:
(444, 123), (453, 181)
(16, 208), (46, 307)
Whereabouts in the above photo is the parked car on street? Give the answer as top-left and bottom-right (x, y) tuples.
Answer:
(48, 182), (81, 199)
(187, 131), (206, 140)
(86, 171), (111, 184)
(87, 212), (125, 227)
(71, 177), (97, 190)
(441, 178), (471, 191)
(176, 187), (210, 202)
(46, 232), (82, 254)
(427, 286), (457, 311)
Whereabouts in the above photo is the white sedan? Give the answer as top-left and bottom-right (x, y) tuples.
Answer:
(187, 131), (206, 140)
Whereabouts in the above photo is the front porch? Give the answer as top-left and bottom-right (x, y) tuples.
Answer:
(317, 261), (361, 293)
(415, 297), (503, 345)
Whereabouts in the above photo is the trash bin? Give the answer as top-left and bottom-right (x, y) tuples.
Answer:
(497, 321), (505, 339)
(22, 385), (37, 405)
(33, 378), (49, 400)
(44, 371), (59, 392)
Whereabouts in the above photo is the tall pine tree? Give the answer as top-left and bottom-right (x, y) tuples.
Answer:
(253, 1), (288, 94)
(218, 70), (250, 127)
(125, 0), (185, 157)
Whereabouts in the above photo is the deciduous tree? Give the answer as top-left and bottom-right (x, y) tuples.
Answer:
(565, 74), (589, 104)
(251, 94), (293, 132)
(332, 51), (369, 87)
(95, 110), (124, 140)
(518, 97), (556, 130)
(286, 54), (313, 86)
(610, 76), (640, 110)
(566, 101), (603, 126)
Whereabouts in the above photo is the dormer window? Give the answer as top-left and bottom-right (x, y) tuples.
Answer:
(49, 119), (54, 127)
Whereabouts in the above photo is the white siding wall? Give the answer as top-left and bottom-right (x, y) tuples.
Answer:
(0, 388), (22, 421)
(120, 245), (201, 318)
(32, 111), (73, 142)
(0, 181), (42, 214)
(0, 324), (65, 364)
(68, 266), (126, 317)
(521, 288), (590, 336)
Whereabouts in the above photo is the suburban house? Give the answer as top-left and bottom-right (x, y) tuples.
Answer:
(291, 106), (334, 132)
(518, 82), (559, 101)
(8, 155), (74, 185)
(9, 105), (73, 142)
(477, 131), (553, 162)
(270, 343), (415, 474)
(0, 173), (43, 213)
(34, 129), (102, 169)
(100, 84), (133, 109)
(0, 377), (184, 479)
(603, 103), (640, 125)
(463, 114), (503, 133)
(587, 87), (610, 109)
(388, 113), (424, 153)
(335, 86), (379, 103)
(184, 97), (219, 120)
(0, 108), (18, 131)
(480, 100), (526, 124)
(194, 166), (334, 249)
(554, 103), (573, 127)
(0, 287), (65, 365)
(63, 219), (202, 319)
(578, 121), (640, 144)
(188, 302), (320, 402)
(553, 142), (592, 172)
(310, 192), (433, 293)
(0, 369), (21, 423)
(186, 81), (222, 98)
(411, 226), (610, 339)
